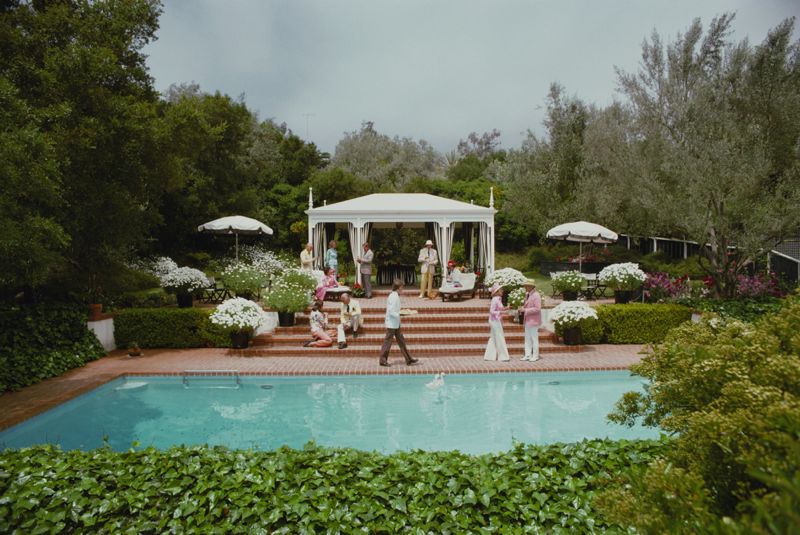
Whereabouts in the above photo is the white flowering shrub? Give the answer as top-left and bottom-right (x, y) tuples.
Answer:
(599, 262), (646, 290)
(159, 266), (210, 294)
(209, 298), (265, 333)
(150, 257), (179, 279)
(238, 246), (288, 278)
(507, 287), (527, 308)
(309, 269), (326, 286)
(485, 268), (527, 289)
(221, 263), (269, 295)
(551, 270), (585, 293)
(550, 301), (599, 329)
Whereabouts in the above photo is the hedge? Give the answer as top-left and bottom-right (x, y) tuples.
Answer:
(555, 303), (692, 344)
(0, 304), (105, 392)
(114, 308), (229, 349)
(0, 439), (668, 533)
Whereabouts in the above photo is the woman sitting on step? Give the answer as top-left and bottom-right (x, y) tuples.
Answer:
(305, 301), (335, 348)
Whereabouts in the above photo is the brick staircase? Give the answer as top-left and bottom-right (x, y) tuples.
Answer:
(242, 288), (584, 358)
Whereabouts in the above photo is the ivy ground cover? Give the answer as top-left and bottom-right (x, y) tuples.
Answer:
(0, 439), (667, 533)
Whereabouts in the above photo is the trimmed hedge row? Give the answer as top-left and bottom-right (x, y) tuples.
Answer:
(556, 303), (692, 344)
(114, 308), (230, 348)
(0, 304), (105, 392)
(0, 439), (669, 533)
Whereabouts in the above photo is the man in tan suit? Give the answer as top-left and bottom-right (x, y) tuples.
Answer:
(418, 239), (438, 298)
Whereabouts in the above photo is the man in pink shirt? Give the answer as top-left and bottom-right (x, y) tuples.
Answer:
(520, 279), (542, 362)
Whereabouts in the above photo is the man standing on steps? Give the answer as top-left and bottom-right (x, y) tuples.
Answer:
(356, 242), (373, 298)
(337, 292), (361, 349)
(520, 279), (542, 362)
(418, 239), (438, 299)
(378, 279), (419, 367)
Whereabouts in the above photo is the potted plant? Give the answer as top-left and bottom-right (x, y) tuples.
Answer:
(209, 297), (265, 349)
(551, 270), (584, 301)
(507, 287), (527, 323)
(599, 262), (646, 304)
(220, 263), (269, 300)
(160, 266), (210, 308)
(128, 342), (142, 357)
(485, 268), (527, 305)
(550, 301), (598, 345)
(265, 269), (316, 327)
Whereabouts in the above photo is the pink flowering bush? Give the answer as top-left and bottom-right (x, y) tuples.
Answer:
(643, 272), (690, 303)
(736, 272), (783, 298)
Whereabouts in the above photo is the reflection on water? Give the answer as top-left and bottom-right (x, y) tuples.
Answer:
(0, 372), (659, 454)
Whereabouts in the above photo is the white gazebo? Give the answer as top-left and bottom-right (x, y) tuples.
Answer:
(306, 190), (497, 284)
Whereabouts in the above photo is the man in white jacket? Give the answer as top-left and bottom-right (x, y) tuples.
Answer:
(378, 279), (419, 367)
(418, 239), (438, 298)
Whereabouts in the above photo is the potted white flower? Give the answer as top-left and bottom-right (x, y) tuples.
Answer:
(265, 269), (317, 326)
(549, 301), (598, 345)
(507, 287), (527, 323)
(209, 297), (265, 349)
(159, 266), (211, 308)
(598, 263), (646, 304)
(550, 270), (584, 301)
(485, 268), (527, 305)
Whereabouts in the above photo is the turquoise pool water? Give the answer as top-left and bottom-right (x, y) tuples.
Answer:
(0, 372), (658, 453)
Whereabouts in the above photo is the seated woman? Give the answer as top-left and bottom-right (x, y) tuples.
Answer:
(444, 260), (463, 288)
(304, 301), (335, 348)
(314, 267), (339, 301)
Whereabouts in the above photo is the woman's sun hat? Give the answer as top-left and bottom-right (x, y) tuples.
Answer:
(490, 283), (503, 296)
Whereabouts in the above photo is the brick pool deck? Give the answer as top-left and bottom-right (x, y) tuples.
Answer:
(0, 344), (648, 431)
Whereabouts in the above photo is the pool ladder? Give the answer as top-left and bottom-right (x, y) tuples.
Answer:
(182, 369), (241, 388)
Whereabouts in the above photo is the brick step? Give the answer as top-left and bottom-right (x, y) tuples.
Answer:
(263, 331), (558, 346)
(271, 320), (538, 335)
(236, 342), (583, 358)
(291, 312), (531, 325)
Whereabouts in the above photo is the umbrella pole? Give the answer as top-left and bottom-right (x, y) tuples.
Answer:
(579, 242), (583, 273)
(235, 233), (239, 261)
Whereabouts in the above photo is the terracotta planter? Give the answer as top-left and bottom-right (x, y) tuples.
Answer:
(88, 303), (103, 321)
(614, 290), (633, 304)
(562, 290), (579, 301)
(277, 311), (296, 327)
(176, 292), (193, 308)
(562, 327), (582, 346)
(230, 331), (250, 349)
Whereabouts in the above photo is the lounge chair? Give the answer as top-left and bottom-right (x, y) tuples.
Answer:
(439, 273), (477, 301)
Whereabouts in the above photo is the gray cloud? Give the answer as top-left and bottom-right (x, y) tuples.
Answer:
(145, 0), (800, 153)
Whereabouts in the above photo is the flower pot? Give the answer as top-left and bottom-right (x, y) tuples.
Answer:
(614, 290), (633, 304)
(277, 311), (296, 327)
(176, 292), (193, 308)
(88, 303), (103, 321)
(230, 331), (250, 349)
(562, 327), (582, 346)
(238, 290), (254, 301)
(562, 290), (578, 301)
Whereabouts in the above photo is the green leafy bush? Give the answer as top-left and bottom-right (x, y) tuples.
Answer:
(114, 308), (229, 348)
(111, 287), (175, 309)
(0, 439), (668, 533)
(552, 304), (691, 344)
(220, 263), (268, 296)
(601, 293), (800, 531)
(0, 304), (105, 392)
(676, 296), (785, 322)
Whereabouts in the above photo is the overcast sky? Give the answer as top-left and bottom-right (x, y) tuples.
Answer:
(144, 1), (799, 154)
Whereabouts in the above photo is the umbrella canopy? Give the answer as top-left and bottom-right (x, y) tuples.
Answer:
(546, 221), (618, 272)
(197, 215), (273, 260)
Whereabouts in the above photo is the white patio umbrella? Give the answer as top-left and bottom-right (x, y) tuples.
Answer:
(546, 221), (618, 272)
(197, 215), (273, 261)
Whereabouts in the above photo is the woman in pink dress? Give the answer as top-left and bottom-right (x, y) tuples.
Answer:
(484, 283), (510, 362)
(314, 267), (339, 301)
(520, 279), (542, 362)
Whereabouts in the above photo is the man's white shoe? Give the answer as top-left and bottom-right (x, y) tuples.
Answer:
(521, 355), (530, 361)
(530, 355), (541, 362)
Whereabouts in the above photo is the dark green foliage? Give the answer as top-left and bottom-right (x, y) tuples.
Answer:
(601, 293), (800, 531)
(0, 438), (668, 533)
(555, 304), (691, 344)
(598, 304), (692, 344)
(0, 305), (105, 392)
(677, 297), (785, 322)
(111, 288), (175, 309)
(114, 308), (230, 349)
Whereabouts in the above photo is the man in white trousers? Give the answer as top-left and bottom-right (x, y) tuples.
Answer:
(336, 293), (361, 349)
(520, 279), (542, 361)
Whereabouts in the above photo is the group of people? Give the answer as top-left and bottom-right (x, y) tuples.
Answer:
(301, 241), (374, 299)
(298, 238), (542, 366)
(484, 279), (542, 362)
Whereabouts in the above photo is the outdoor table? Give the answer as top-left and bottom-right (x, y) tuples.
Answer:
(581, 273), (606, 300)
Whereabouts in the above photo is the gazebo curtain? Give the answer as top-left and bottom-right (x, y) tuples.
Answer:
(433, 222), (456, 268)
(463, 222), (474, 268)
(478, 222), (489, 273)
(347, 222), (372, 283)
(312, 223), (325, 269)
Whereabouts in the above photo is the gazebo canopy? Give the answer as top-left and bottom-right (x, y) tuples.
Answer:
(306, 192), (497, 282)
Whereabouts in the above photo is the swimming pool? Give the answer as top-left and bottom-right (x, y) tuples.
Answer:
(0, 371), (658, 453)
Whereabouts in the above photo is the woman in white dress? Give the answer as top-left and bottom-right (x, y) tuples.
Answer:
(484, 283), (511, 362)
